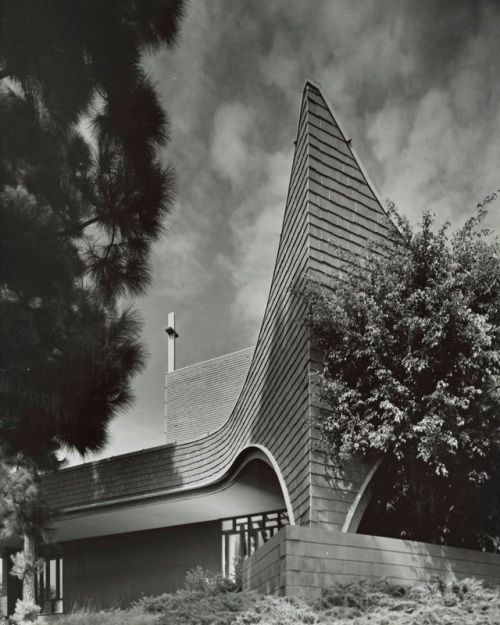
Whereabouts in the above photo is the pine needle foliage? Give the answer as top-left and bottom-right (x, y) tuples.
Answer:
(303, 206), (500, 548)
(0, 0), (185, 600)
(0, 0), (185, 466)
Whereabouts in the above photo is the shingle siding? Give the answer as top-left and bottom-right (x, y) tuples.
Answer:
(166, 347), (255, 443)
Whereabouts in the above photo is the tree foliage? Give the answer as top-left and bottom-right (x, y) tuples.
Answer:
(304, 205), (500, 548)
(0, 462), (50, 541)
(0, 0), (185, 468)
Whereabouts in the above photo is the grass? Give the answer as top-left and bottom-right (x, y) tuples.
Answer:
(51, 577), (500, 625)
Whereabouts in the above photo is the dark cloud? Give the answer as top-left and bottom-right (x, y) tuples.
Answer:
(71, 0), (500, 462)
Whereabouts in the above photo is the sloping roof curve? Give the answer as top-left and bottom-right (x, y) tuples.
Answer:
(166, 346), (256, 443)
(42, 82), (396, 530)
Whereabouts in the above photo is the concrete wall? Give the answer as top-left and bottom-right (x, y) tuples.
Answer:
(243, 525), (500, 598)
(63, 521), (220, 610)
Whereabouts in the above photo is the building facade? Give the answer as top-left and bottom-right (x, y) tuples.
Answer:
(1, 82), (499, 615)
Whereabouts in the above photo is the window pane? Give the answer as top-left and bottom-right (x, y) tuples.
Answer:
(39, 568), (45, 601)
(220, 509), (288, 577)
(227, 533), (241, 577)
(59, 559), (63, 599)
(49, 560), (57, 599)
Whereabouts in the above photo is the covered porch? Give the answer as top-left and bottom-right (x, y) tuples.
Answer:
(1, 451), (290, 614)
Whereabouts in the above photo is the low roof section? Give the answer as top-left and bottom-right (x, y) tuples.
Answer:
(41, 446), (287, 543)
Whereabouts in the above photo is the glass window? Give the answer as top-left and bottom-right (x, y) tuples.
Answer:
(49, 560), (57, 599)
(36, 557), (63, 614)
(221, 509), (288, 577)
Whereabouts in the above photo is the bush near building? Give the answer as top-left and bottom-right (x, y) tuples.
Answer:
(50, 573), (500, 625)
(303, 206), (500, 549)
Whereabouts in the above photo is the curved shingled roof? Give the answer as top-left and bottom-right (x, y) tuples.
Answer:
(42, 82), (396, 531)
(166, 346), (255, 443)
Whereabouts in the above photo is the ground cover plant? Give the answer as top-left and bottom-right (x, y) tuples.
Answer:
(50, 570), (500, 625)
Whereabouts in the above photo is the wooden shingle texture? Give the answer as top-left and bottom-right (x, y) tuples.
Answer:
(165, 347), (255, 443)
(42, 83), (395, 531)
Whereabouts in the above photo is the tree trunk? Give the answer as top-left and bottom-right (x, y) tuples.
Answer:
(23, 532), (36, 604)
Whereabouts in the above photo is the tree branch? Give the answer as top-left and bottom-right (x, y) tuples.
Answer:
(102, 224), (117, 262)
(0, 215), (102, 240)
(62, 216), (101, 237)
(0, 67), (10, 80)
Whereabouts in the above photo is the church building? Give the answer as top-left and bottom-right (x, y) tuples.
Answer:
(2, 82), (499, 616)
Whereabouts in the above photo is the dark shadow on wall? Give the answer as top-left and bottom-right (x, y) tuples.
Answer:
(63, 520), (221, 610)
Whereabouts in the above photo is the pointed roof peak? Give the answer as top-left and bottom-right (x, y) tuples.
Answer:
(302, 80), (349, 142)
(300, 80), (387, 215)
(304, 78), (324, 92)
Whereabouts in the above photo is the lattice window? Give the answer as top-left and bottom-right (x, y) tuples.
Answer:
(221, 510), (288, 577)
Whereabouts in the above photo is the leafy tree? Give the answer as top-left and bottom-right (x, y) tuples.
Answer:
(304, 204), (500, 549)
(0, 461), (49, 606)
(0, 0), (185, 603)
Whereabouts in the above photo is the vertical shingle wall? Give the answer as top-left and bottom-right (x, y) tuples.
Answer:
(251, 92), (313, 525)
(303, 84), (397, 530)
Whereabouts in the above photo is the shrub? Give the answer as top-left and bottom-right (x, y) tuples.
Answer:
(43, 606), (158, 625)
(56, 576), (500, 625)
(234, 595), (317, 625)
(185, 565), (240, 594)
(135, 566), (242, 616)
(315, 577), (500, 624)
(133, 566), (256, 625)
(11, 599), (41, 624)
(136, 589), (258, 625)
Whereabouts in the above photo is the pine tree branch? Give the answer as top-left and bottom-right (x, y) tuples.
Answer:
(0, 215), (103, 240)
(62, 216), (101, 236)
(102, 225), (117, 261)
(0, 67), (10, 80)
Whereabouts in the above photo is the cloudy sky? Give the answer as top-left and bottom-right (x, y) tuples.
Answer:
(73, 0), (500, 463)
